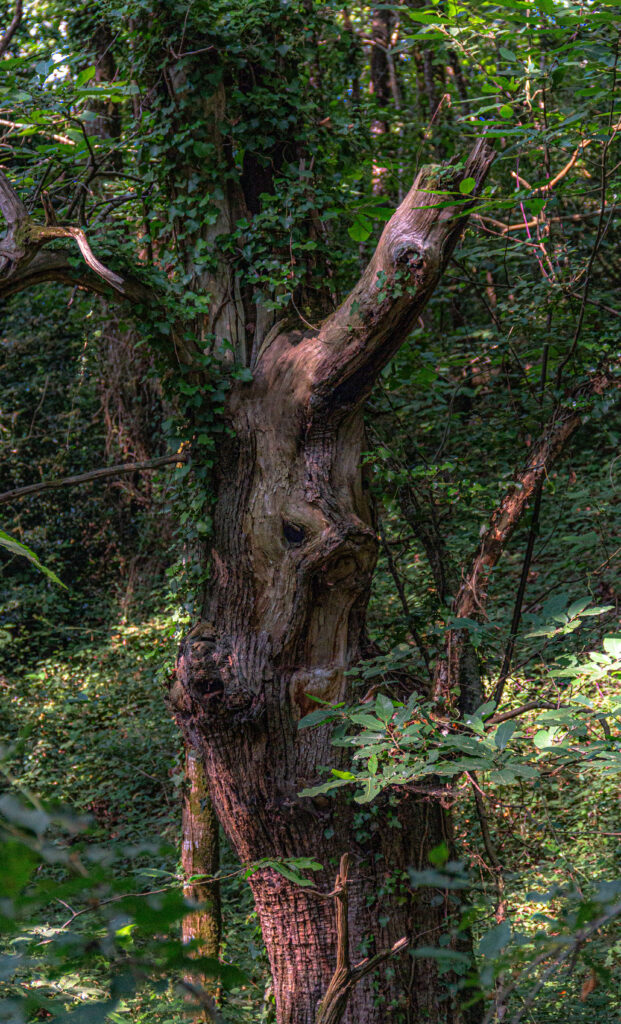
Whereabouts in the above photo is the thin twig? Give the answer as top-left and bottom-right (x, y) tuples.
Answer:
(556, 34), (620, 384)
(0, 454), (187, 505)
(467, 773), (506, 922)
(378, 518), (432, 680)
(493, 478), (543, 708)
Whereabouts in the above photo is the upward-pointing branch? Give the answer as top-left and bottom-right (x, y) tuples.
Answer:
(312, 138), (494, 405)
(255, 141), (493, 419)
(454, 370), (616, 624)
(256, 139), (494, 415)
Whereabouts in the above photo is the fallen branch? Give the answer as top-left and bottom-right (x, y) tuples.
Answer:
(0, 454), (187, 505)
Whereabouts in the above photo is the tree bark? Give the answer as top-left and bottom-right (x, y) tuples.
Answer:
(169, 142), (494, 1024)
(181, 748), (221, 960)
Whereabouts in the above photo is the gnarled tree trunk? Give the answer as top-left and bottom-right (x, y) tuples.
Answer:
(169, 141), (494, 1024)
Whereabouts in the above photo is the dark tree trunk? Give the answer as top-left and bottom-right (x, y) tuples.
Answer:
(169, 143), (494, 1024)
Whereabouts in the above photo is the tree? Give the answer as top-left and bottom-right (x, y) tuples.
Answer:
(1, 3), (619, 1022)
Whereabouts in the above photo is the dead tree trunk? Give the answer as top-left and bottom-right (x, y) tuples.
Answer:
(169, 141), (494, 1024)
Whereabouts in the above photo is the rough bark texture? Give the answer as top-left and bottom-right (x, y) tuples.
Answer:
(168, 142), (494, 1024)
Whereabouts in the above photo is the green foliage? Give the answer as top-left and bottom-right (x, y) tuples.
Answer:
(0, 618), (270, 1022)
(0, 529), (65, 588)
(0, 785), (246, 1024)
(1, 1), (620, 1021)
(299, 629), (621, 801)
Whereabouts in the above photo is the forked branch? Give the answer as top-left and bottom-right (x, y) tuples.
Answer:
(316, 854), (408, 1024)
(0, 168), (153, 303)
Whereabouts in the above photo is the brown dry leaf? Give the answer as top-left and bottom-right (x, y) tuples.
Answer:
(580, 969), (597, 1002)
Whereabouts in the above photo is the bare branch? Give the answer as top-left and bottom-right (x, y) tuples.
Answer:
(453, 370), (616, 624)
(433, 368), (617, 711)
(316, 853), (408, 1024)
(0, 454), (187, 506)
(0, 116), (74, 146)
(0, 0), (23, 58)
(489, 701), (558, 724)
(0, 167), (154, 304)
(32, 224), (127, 293)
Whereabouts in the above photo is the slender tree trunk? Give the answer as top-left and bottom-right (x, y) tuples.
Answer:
(181, 748), (221, 959)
